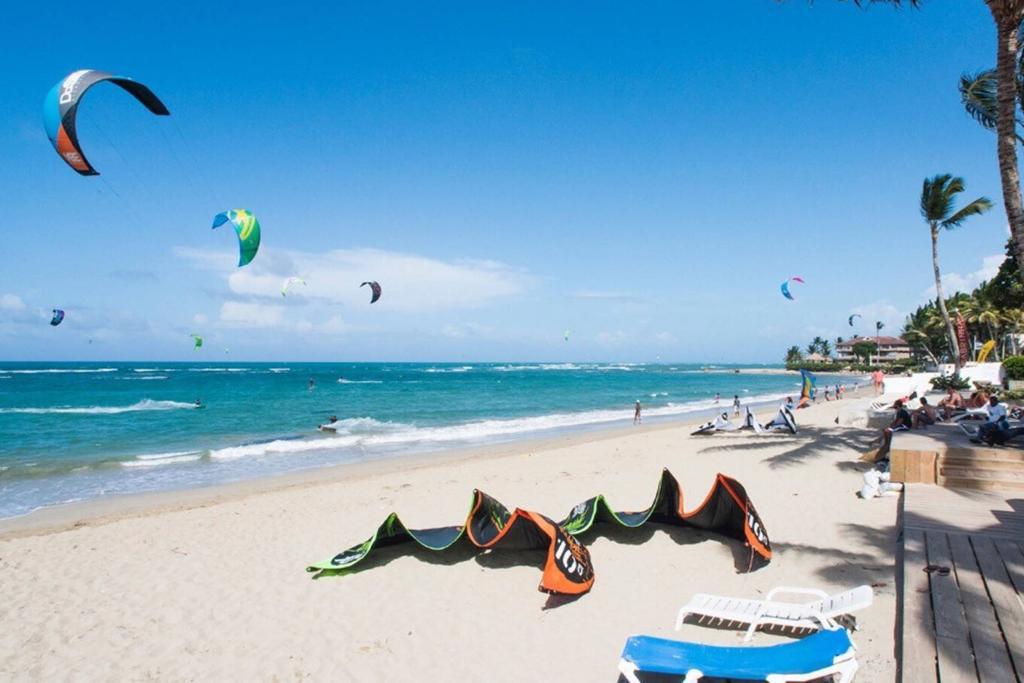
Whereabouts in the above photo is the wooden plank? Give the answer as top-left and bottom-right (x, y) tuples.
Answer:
(994, 540), (1024, 596)
(974, 537), (1024, 680)
(947, 534), (1015, 682)
(925, 530), (978, 682)
(901, 528), (938, 682)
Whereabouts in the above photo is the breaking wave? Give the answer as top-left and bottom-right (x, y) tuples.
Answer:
(0, 399), (199, 415)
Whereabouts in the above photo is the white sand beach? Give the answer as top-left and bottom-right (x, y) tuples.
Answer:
(0, 398), (897, 681)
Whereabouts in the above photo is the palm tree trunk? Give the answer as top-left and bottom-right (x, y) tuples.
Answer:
(932, 225), (961, 377)
(990, 6), (1024, 274)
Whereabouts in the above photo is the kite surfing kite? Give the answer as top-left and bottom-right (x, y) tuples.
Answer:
(848, 313), (861, 327)
(361, 281), (381, 304)
(50, 309), (65, 326)
(798, 368), (816, 408)
(564, 330), (571, 342)
(281, 276), (306, 297)
(212, 210), (261, 267)
(43, 70), (170, 176)
(779, 276), (804, 301)
(191, 334), (203, 351)
(307, 470), (771, 595)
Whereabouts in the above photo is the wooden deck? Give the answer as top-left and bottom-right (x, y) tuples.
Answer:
(899, 484), (1024, 682)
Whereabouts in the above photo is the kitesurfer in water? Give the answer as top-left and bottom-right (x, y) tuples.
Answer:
(319, 415), (339, 432)
(308, 377), (316, 391)
(633, 400), (642, 425)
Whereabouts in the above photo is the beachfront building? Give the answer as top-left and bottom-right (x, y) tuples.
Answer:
(835, 336), (911, 363)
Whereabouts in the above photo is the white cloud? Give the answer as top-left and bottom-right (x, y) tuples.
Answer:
(595, 329), (629, 346)
(440, 322), (495, 339)
(0, 294), (25, 311)
(193, 313), (208, 325)
(571, 290), (638, 302)
(219, 301), (285, 328)
(180, 247), (532, 312)
(922, 254), (1004, 298)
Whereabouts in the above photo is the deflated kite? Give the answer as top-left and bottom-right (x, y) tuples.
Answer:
(780, 276), (804, 301)
(43, 70), (170, 176)
(361, 281), (381, 304)
(307, 470), (771, 595)
(281, 276), (306, 297)
(191, 334), (203, 351)
(50, 309), (65, 326)
(212, 210), (261, 267)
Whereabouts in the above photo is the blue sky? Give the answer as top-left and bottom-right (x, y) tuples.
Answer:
(0, 1), (1010, 362)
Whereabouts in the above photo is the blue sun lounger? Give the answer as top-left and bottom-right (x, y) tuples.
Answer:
(618, 627), (858, 682)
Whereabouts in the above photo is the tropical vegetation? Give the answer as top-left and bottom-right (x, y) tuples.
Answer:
(902, 240), (1024, 365)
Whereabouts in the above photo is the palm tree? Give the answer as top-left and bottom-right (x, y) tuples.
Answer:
(785, 345), (804, 364)
(920, 174), (994, 377)
(985, 2), (1024, 273)
(1003, 308), (1024, 355)
(821, 339), (833, 358)
(956, 4), (1024, 276)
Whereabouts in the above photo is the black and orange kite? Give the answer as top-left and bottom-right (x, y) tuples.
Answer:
(307, 470), (771, 596)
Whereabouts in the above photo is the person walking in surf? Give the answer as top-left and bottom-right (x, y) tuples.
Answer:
(634, 400), (642, 425)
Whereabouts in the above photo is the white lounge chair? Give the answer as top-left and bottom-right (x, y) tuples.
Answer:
(675, 585), (873, 642)
(952, 407), (989, 423)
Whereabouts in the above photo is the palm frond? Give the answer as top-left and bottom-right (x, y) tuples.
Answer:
(942, 197), (994, 229)
(959, 70), (1024, 144)
(960, 70), (999, 131)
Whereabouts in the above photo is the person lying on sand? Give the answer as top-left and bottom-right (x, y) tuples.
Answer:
(937, 387), (964, 421)
(911, 397), (937, 429)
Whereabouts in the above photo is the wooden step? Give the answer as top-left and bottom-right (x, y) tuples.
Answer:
(937, 465), (1024, 491)
(940, 465), (1024, 480)
(939, 456), (1024, 471)
(941, 446), (1024, 463)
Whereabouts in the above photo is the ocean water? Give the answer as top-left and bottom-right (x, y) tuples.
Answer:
(0, 362), (859, 518)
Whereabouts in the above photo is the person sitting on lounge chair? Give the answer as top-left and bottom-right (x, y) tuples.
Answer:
(876, 400), (912, 462)
(972, 395), (1009, 444)
(937, 387), (964, 421)
(911, 397), (937, 429)
(967, 390), (990, 409)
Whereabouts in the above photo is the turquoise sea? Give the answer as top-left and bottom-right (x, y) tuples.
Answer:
(0, 362), (858, 518)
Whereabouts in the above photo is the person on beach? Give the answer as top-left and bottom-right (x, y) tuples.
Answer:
(938, 387), (965, 421)
(714, 393), (720, 404)
(837, 384), (844, 400)
(634, 400), (642, 425)
(824, 385), (833, 401)
(732, 395), (741, 416)
(785, 396), (795, 410)
(968, 390), (990, 409)
(973, 395), (1009, 443)
(911, 397), (937, 429)
(876, 399), (912, 461)
(872, 369), (884, 395)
